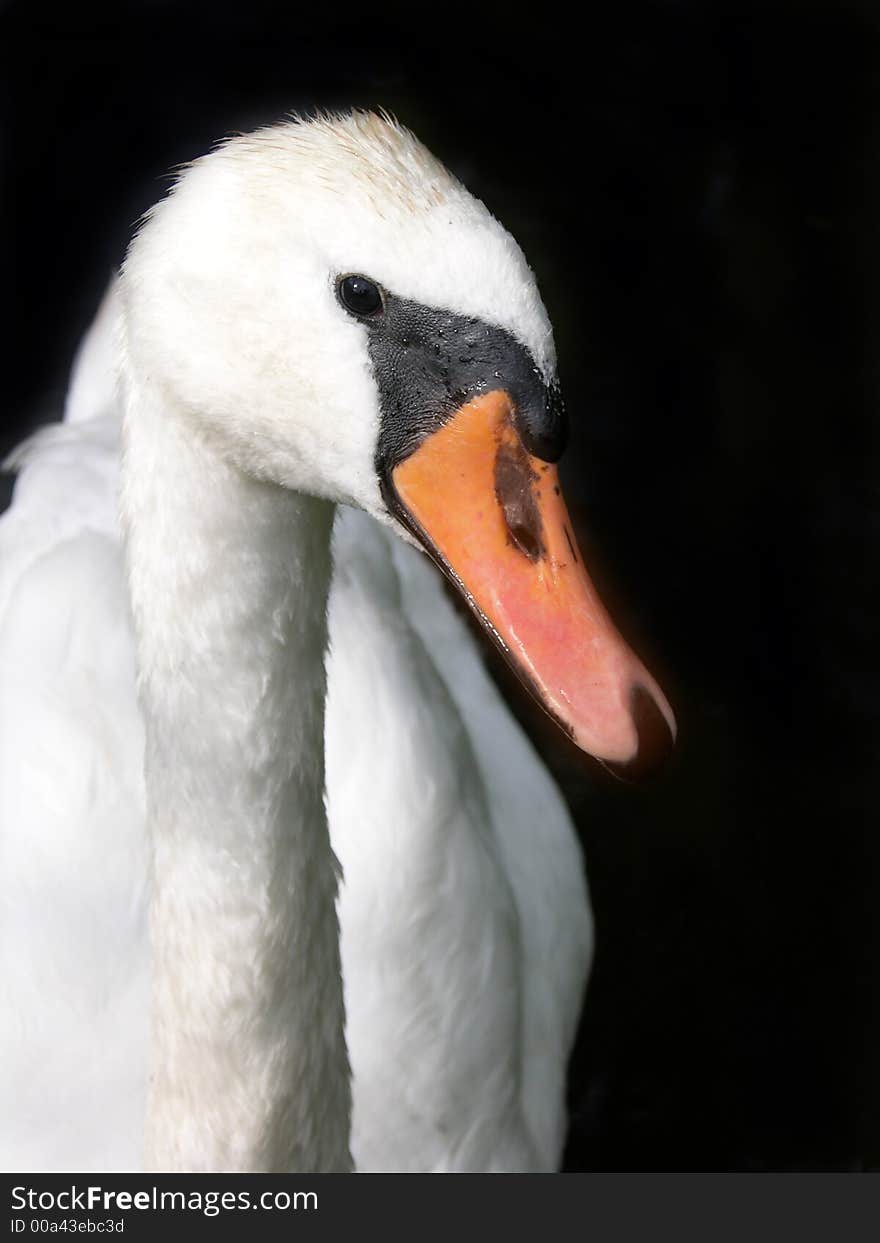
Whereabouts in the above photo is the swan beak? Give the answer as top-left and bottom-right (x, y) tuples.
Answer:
(387, 390), (676, 779)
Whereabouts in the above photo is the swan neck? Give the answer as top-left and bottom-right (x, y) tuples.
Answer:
(121, 386), (351, 1172)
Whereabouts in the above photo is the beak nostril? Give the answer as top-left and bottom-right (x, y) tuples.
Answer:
(507, 522), (542, 561)
(604, 685), (675, 783)
(494, 436), (545, 563)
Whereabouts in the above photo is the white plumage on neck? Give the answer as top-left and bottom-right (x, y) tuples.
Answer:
(120, 375), (350, 1172)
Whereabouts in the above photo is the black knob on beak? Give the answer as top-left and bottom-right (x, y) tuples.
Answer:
(513, 380), (568, 463)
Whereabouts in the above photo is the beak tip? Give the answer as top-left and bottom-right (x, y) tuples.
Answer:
(603, 683), (676, 783)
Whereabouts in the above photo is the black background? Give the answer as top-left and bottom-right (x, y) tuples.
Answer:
(1, 0), (878, 1171)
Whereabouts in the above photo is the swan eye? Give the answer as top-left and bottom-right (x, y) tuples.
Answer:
(337, 275), (384, 319)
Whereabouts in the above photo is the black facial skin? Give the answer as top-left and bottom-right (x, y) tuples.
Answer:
(334, 276), (568, 477)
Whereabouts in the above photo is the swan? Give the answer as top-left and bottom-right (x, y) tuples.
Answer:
(0, 112), (675, 1173)
(8, 276), (591, 1172)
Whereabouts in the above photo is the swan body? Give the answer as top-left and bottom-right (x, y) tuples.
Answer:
(0, 113), (672, 1172)
(0, 415), (148, 1171)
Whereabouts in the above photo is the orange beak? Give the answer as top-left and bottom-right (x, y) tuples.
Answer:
(387, 390), (676, 778)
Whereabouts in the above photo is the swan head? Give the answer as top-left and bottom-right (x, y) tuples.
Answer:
(121, 110), (675, 777)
